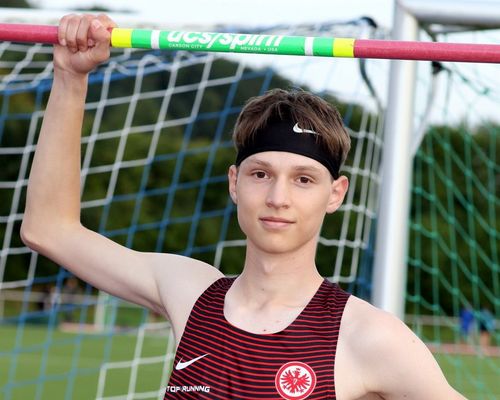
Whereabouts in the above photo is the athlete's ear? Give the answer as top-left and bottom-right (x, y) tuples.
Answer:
(326, 175), (348, 214)
(228, 165), (238, 204)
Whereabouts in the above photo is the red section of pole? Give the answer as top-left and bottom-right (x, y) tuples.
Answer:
(354, 39), (500, 63)
(0, 24), (58, 45)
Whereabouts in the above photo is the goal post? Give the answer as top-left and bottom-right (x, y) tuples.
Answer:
(372, 0), (418, 319)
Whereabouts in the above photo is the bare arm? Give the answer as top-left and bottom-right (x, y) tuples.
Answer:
(21, 14), (223, 337)
(370, 316), (466, 399)
(339, 297), (467, 399)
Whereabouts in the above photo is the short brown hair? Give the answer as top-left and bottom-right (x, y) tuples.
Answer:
(233, 88), (351, 169)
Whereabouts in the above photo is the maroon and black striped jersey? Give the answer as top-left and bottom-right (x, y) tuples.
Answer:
(164, 277), (350, 399)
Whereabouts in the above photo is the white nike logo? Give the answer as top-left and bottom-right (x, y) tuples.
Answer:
(175, 354), (209, 370)
(292, 123), (318, 135)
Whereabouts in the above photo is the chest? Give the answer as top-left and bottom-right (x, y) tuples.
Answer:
(224, 302), (307, 335)
(168, 320), (337, 399)
(164, 279), (350, 399)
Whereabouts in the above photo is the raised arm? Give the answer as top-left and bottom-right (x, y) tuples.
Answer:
(20, 14), (223, 339)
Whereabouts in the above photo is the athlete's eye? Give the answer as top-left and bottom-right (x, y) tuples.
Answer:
(298, 176), (312, 184)
(254, 171), (267, 179)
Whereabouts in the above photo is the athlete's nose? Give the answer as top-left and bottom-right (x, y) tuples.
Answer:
(265, 176), (291, 209)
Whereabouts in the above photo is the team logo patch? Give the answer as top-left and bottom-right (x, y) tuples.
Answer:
(275, 361), (316, 399)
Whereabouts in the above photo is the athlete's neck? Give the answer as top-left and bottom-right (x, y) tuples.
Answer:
(236, 242), (323, 306)
(225, 262), (323, 334)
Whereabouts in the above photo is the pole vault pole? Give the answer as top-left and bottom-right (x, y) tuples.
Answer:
(0, 23), (499, 63)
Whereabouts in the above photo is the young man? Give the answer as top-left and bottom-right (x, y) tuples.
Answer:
(21, 14), (466, 399)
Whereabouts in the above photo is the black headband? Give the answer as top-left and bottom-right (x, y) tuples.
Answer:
(235, 119), (340, 179)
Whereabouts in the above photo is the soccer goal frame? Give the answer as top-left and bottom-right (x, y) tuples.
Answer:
(372, 0), (500, 318)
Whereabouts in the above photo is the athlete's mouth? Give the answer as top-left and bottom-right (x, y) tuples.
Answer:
(259, 216), (295, 227)
(260, 216), (293, 223)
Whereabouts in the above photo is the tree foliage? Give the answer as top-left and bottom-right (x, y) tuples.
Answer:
(0, 54), (497, 315)
(0, 0), (33, 8)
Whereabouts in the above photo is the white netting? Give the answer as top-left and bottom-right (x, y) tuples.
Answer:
(0, 16), (388, 399)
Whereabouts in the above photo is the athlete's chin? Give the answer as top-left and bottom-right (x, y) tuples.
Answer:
(249, 237), (304, 255)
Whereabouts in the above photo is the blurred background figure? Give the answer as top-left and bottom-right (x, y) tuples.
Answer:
(478, 305), (495, 355)
(459, 304), (474, 347)
(61, 277), (81, 323)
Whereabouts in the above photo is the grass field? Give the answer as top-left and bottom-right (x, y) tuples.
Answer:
(1, 324), (499, 399)
(0, 324), (172, 399)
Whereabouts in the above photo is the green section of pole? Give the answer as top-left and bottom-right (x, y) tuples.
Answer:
(131, 29), (152, 48)
(112, 29), (351, 58)
(151, 31), (306, 55)
(313, 37), (334, 57)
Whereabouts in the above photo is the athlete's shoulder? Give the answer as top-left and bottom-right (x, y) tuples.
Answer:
(148, 253), (224, 339)
(338, 294), (418, 388)
(338, 296), (465, 399)
(341, 295), (410, 355)
(151, 252), (223, 278)
(151, 253), (225, 302)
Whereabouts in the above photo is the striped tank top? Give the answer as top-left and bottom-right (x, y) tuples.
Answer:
(164, 277), (350, 399)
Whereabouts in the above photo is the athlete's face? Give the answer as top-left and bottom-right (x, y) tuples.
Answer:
(228, 151), (348, 255)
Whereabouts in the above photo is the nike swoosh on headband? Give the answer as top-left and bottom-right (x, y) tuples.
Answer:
(292, 122), (318, 135)
(175, 353), (209, 370)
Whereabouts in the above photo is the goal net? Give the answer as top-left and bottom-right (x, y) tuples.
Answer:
(0, 9), (497, 400)
(406, 27), (499, 398)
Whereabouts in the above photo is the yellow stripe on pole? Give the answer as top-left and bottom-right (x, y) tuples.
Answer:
(111, 28), (133, 48)
(333, 38), (355, 58)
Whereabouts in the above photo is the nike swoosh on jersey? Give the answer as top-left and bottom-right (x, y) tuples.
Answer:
(292, 123), (318, 135)
(175, 353), (209, 370)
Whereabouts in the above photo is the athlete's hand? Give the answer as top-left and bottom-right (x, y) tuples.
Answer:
(54, 14), (116, 76)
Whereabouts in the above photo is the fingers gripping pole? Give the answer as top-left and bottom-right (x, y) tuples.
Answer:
(1, 23), (500, 63)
